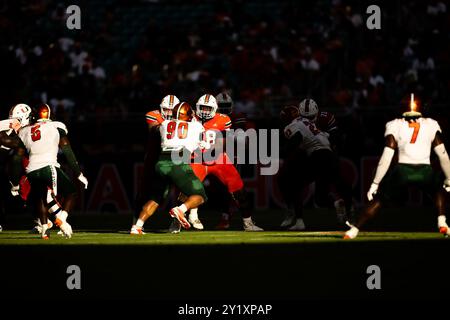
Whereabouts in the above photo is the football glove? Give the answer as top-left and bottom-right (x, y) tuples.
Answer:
(444, 179), (450, 193)
(78, 173), (88, 189)
(198, 140), (211, 150)
(10, 182), (19, 197)
(367, 182), (379, 201)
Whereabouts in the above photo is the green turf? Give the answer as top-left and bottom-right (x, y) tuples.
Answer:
(0, 230), (447, 245)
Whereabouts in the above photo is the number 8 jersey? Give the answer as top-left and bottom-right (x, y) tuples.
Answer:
(18, 120), (68, 173)
(160, 119), (204, 153)
(385, 117), (441, 165)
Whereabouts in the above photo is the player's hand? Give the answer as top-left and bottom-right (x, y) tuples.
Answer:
(444, 179), (450, 192)
(78, 173), (88, 189)
(199, 140), (211, 150)
(367, 182), (379, 201)
(10, 182), (19, 197)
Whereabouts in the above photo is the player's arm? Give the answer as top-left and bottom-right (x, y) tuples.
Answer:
(0, 131), (22, 149)
(367, 135), (397, 201)
(58, 129), (88, 189)
(9, 144), (27, 195)
(432, 131), (450, 191)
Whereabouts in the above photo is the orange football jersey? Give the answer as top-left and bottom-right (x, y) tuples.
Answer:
(203, 113), (232, 131)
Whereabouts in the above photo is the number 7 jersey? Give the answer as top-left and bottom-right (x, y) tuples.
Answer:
(18, 120), (68, 173)
(384, 117), (441, 165)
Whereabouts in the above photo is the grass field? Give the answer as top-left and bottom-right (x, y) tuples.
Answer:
(1, 208), (450, 302)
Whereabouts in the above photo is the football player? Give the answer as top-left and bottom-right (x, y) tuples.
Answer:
(179, 94), (263, 232)
(134, 95), (180, 225)
(11, 103), (88, 239)
(0, 106), (27, 232)
(345, 96), (450, 239)
(280, 99), (352, 228)
(131, 102), (208, 234)
(279, 105), (346, 230)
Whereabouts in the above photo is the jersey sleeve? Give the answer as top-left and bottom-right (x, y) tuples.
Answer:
(54, 121), (68, 135)
(384, 120), (399, 139)
(146, 110), (163, 125)
(284, 121), (300, 139)
(222, 115), (232, 130)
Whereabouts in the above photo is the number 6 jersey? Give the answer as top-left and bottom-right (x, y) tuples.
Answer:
(384, 117), (441, 164)
(18, 120), (67, 173)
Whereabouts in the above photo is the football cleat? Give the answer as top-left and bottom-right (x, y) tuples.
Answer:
(287, 218), (306, 231)
(130, 225), (145, 235)
(188, 216), (204, 230)
(31, 219), (53, 234)
(169, 219), (181, 234)
(216, 214), (231, 230)
(41, 223), (50, 240)
(344, 221), (359, 239)
(57, 222), (73, 239)
(169, 207), (191, 229)
(280, 211), (296, 228)
(243, 218), (264, 232)
(437, 216), (449, 237)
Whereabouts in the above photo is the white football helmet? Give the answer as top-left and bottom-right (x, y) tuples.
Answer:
(299, 98), (319, 120)
(215, 93), (233, 115)
(9, 103), (32, 127)
(196, 94), (218, 120)
(160, 95), (180, 120)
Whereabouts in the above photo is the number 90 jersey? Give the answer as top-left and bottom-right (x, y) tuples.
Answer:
(160, 120), (204, 153)
(18, 120), (67, 173)
(284, 118), (331, 155)
(384, 117), (441, 165)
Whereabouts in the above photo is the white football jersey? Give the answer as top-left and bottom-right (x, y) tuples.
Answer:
(284, 117), (331, 155)
(18, 120), (67, 173)
(385, 117), (441, 164)
(160, 120), (204, 153)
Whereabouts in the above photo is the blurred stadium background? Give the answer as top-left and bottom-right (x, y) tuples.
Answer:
(1, 0), (450, 302)
(1, 0), (449, 225)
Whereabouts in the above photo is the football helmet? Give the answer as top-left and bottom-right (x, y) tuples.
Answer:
(35, 103), (52, 122)
(215, 93), (233, 115)
(9, 103), (32, 127)
(196, 94), (218, 120)
(299, 98), (319, 120)
(280, 105), (299, 126)
(173, 102), (194, 122)
(160, 95), (180, 120)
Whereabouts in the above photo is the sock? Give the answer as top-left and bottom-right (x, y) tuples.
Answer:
(136, 219), (144, 228)
(56, 210), (68, 222)
(179, 204), (188, 214)
(243, 217), (252, 223)
(438, 215), (447, 227)
(190, 208), (198, 220)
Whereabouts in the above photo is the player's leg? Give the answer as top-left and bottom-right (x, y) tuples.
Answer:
(168, 163), (208, 229)
(185, 163), (208, 230)
(52, 167), (79, 238)
(435, 190), (449, 236)
(212, 163), (263, 231)
(278, 151), (306, 228)
(424, 168), (450, 236)
(27, 174), (51, 239)
(344, 165), (404, 239)
(313, 150), (347, 224)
